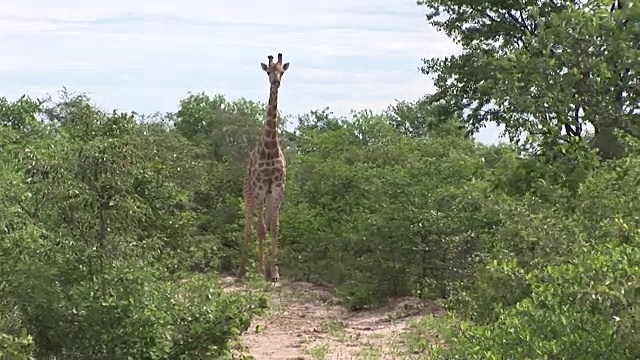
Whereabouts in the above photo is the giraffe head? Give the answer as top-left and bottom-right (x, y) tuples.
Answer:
(260, 53), (290, 86)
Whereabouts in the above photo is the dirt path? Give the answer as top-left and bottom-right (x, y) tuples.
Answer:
(222, 277), (444, 359)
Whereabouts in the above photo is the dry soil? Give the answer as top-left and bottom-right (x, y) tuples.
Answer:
(222, 277), (444, 360)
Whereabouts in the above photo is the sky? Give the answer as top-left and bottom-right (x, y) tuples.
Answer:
(0, 0), (504, 144)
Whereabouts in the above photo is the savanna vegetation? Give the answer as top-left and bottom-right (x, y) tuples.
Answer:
(1, 0), (639, 358)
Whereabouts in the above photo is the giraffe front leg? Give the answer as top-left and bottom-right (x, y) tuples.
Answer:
(269, 213), (281, 282)
(266, 189), (283, 282)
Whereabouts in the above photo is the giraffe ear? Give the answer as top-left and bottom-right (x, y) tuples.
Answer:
(260, 63), (268, 71)
(282, 62), (290, 71)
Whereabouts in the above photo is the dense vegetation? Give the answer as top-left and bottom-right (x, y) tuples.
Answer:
(1, 0), (639, 358)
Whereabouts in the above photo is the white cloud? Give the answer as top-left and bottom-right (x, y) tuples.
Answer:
(0, 0), (504, 144)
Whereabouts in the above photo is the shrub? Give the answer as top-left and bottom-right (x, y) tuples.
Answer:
(430, 243), (640, 359)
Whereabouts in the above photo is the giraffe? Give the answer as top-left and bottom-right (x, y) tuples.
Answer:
(236, 53), (290, 281)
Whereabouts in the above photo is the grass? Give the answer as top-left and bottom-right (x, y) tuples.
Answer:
(319, 319), (347, 337)
(306, 343), (330, 359)
(394, 315), (455, 357)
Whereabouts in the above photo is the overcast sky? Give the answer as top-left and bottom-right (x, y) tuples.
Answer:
(0, 0), (504, 144)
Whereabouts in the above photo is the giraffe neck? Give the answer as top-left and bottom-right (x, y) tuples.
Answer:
(263, 82), (279, 142)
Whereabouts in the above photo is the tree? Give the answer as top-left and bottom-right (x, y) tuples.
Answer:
(418, 0), (640, 159)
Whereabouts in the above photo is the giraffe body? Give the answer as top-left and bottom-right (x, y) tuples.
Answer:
(237, 53), (289, 281)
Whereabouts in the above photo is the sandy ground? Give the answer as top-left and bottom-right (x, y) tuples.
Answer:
(222, 277), (444, 360)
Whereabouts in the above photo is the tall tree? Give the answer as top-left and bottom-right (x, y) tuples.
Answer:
(418, 0), (640, 159)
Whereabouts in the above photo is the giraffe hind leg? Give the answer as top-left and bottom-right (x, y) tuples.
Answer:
(237, 190), (255, 279)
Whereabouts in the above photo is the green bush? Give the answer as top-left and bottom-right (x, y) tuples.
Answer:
(0, 331), (34, 360)
(11, 261), (266, 359)
(0, 94), (268, 359)
(431, 243), (640, 359)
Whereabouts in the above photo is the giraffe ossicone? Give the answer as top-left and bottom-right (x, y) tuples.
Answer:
(236, 53), (290, 282)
